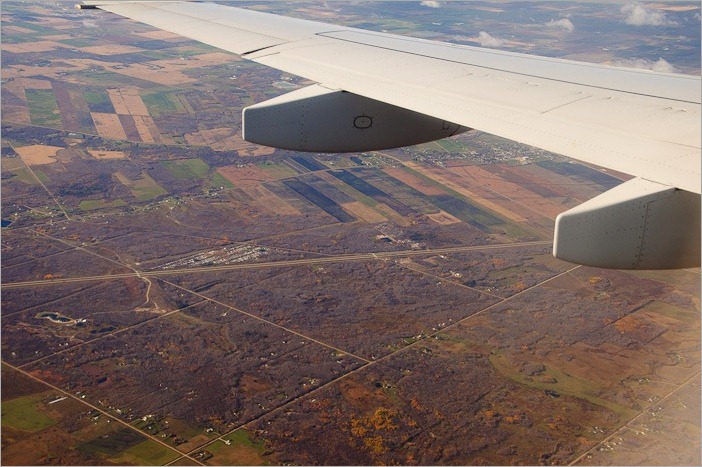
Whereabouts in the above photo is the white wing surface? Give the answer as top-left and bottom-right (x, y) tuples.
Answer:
(76, 1), (701, 269)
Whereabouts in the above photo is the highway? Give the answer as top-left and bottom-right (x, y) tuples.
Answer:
(2, 240), (551, 289)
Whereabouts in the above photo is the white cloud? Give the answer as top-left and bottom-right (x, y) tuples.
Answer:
(420, 1), (442, 8)
(621, 2), (676, 26)
(614, 57), (679, 73)
(545, 18), (575, 32)
(477, 31), (506, 48)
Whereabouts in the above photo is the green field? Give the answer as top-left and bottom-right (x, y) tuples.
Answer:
(76, 69), (153, 89)
(210, 171), (234, 189)
(174, 42), (219, 56)
(116, 439), (181, 465)
(133, 180), (167, 201)
(0, 34), (40, 44)
(8, 21), (50, 33)
(33, 169), (51, 185)
(415, 141), (447, 152)
(436, 138), (470, 153)
(142, 91), (186, 115)
(161, 158), (210, 180)
(3, 167), (39, 185)
(259, 161), (299, 178)
(58, 38), (97, 48)
(1, 393), (58, 432)
(223, 429), (266, 448)
(329, 177), (379, 209)
(26, 89), (62, 128)
(115, 172), (167, 201)
(205, 429), (269, 466)
(132, 50), (178, 61)
(84, 92), (105, 104)
(7, 167), (51, 186)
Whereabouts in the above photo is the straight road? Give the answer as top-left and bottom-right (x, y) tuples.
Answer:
(2, 240), (551, 289)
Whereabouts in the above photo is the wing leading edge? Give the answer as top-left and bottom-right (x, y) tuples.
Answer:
(76, 1), (701, 269)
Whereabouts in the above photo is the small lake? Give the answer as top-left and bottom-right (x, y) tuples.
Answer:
(37, 312), (75, 324)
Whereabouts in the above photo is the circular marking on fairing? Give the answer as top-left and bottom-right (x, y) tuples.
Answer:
(354, 115), (373, 129)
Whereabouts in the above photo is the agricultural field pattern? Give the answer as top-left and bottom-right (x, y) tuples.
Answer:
(1, 1), (700, 465)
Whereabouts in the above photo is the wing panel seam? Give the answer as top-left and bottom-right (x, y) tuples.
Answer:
(540, 95), (593, 115)
(316, 32), (700, 105)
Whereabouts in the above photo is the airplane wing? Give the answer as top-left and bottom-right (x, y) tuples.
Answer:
(76, 1), (701, 269)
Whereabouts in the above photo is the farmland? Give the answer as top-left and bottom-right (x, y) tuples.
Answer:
(2, 1), (699, 466)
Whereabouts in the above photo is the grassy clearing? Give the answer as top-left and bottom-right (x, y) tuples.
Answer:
(497, 222), (541, 240)
(626, 269), (701, 289)
(489, 351), (635, 419)
(26, 89), (61, 128)
(320, 156), (356, 168)
(79, 427), (145, 459)
(206, 429), (268, 466)
(116, 439), (180, 465)
(161, 158), (209, 180)
(133, 180), (167, 201)
(415, 141), (446, 152)
(32, 169), (51, 185)
(223, 429), (265, 448)
(3, 167), (39, 185)
(1, 393), (57, 432)
(436, 138), (470, 153)
(642, 300), (698, 324)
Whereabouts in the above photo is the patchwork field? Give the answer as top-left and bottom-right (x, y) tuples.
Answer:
(14, 144), (61, 166)
(2, 1), (699, 466)
(115, 171), (167, 201)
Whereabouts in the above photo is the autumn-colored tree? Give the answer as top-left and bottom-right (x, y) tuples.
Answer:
(363, 435), (387, 454)
(370, 407), (398, 431)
